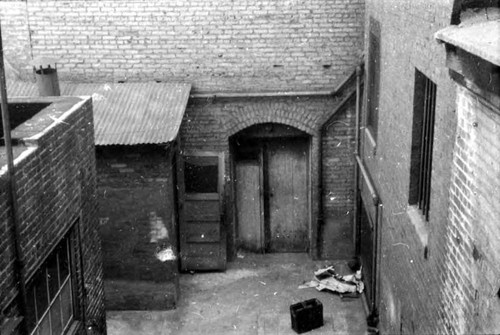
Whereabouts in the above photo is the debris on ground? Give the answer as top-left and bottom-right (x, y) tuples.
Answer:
(367, 309), (379, 327)
(366, 326), (380, 334)
(299, 265), (364, 295)
(347, 257), (361, 272)
(340, 292), (360, 300)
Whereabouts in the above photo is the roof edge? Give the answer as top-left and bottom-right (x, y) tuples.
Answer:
(435, 21), (500, 67)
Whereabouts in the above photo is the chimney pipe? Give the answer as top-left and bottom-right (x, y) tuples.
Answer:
(32, 57), (60, 96)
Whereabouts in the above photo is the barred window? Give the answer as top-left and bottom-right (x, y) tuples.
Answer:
(409, 69), (437, 221)
(366, 17), (381, 140)
(25, 235), (75, 335)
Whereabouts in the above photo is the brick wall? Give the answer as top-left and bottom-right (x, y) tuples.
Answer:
(96, 144), (179, 310)
(321, 94), (356, 258)
(361, 2), (500, 333)
(0, 97), (106, 333)
(443, 85), (500, 334)
(0, 0), (364, 92)
(182, 93), (356, 259)
(0, 1), (30, 81)
(361, 1), (458, 333)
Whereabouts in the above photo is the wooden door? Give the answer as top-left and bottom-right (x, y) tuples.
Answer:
(178, 152), (226, 271)
(236, 161), (264, 252)
(358, 200), (374, 307)
(267, 139), (309, 252)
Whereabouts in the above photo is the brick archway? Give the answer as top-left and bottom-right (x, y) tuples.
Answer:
(225, 100), (318, 137)
(181, 95), (347, 260)
(223, 100), (322, 258)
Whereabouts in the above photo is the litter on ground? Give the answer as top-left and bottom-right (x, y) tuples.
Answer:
(299, 265), (364, 295)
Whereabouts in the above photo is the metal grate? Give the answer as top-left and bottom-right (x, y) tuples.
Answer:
(410, 69), (437, 221)
(418, 75), (437, 220)
(367, 17), (381, 140)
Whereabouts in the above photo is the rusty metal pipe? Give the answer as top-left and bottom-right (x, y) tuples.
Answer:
(353, 66), (362, 257)
(0, 23), (28, 333)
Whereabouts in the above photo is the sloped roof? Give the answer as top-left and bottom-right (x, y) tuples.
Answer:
(7, 81), (192, 145)
(435, 20), (500, 66)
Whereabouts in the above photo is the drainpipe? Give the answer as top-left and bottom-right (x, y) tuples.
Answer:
(353, 65), (362, 255)
(191, 90), (334, 99)
(0, 24), (28, 334)
(317, 129), (323, 259)
(353, 64), (381, 325)
(373, 202), (383, 326)
(76, 212), (88, 331)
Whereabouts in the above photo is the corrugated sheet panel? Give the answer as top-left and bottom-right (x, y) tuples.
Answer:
(7, 81), (192, 145)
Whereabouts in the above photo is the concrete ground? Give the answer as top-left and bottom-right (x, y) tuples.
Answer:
(106, 253), (368, 335)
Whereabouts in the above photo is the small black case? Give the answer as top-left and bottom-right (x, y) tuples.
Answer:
(290, 298), (324, 333)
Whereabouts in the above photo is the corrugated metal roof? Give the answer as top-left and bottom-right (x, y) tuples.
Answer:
(7, 81), (192, 145)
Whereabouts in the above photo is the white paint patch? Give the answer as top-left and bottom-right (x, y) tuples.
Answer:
(99, 217), (109, 226)
(149, 211), (168, 243)
(156, 247), (176, 262)
(92, 93), (105, 101)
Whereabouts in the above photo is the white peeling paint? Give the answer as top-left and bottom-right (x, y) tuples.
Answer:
(92, 93), (105, 101)
(149, 211), (168, 243)
(99, 217), (109, 226)
(156, 247), (176, 262)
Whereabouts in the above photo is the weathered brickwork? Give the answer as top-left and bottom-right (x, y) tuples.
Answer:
(0, 0), (364, 92)
(96, 144), (179, 310)
(182, 93), (356, 259)
(322, 97), (356, 218)
(443, 85), (500, 334)
(0, 97), (106, 333)
(0, 2), (31, 81)
(361, 1), (458, 333)
(363, 1), (500, 334)
(321, 95), (356, 258)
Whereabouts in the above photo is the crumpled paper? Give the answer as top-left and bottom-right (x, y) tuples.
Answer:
(299, 265), (364, 294)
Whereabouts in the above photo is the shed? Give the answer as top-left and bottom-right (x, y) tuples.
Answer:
(8, 81), (192, 310)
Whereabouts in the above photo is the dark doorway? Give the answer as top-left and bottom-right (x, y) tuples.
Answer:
(231, 123), (310, 253)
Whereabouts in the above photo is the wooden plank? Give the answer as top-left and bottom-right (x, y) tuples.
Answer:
(182, 243), (221, 257)
(185, 223), (220, 243)
(236, 161), (263, 252)
(180, 256), (224, 271)
(185, 193), (219, 201)
(267, 139), (309, 252)
(184, 200), (220, 221)
(184, 155), (218, 166)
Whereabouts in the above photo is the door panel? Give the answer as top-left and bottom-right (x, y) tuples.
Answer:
(267, 139), (309, 252)
(359, 200), (374, 308)
(236, 161), (264, 252)
(179, 152), (226, 271)
(184, 201), (220, 221)
(185, 223), (220, 243)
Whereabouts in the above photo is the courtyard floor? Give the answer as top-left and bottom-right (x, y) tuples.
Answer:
(106, 253), (368, 335)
